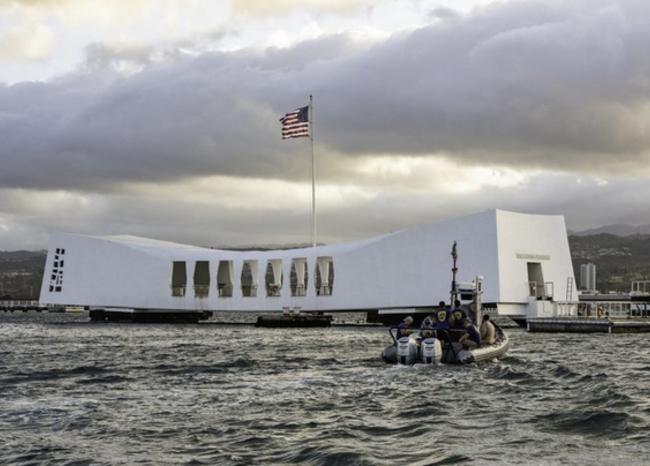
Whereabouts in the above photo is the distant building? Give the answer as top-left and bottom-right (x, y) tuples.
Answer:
(580, 262), (596, 292)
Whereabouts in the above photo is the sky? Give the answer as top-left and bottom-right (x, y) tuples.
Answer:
(1, 0), (650, 250)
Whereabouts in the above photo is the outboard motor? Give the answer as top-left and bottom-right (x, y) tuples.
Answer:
(420, 338), (442, 364)
(396, 336), (418, 365)
(381, 344), (397, 364)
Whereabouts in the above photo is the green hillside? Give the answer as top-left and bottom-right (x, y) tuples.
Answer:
(569, 234), (650, 292)
(0, 251), (46, 299)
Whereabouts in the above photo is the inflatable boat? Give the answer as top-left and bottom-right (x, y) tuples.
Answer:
(381, 241), (510, 365)
(381, 323), (510, 365)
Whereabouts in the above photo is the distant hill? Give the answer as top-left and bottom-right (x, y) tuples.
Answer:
(573, 223), (650, 237)
(569, 234), (650, 292)
(0, 251), (46, 299)
(0, 250), (47, 261)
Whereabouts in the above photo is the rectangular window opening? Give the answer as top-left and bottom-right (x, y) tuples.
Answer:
(266, 259), (283, 297)
(171, 261), (187, 297)
(193, 261), (210, 298)
(217, 260), (234, 297)
(315, 257), (334, 296)
(241, 260), (258, 297)
(290, 258), (308, 297)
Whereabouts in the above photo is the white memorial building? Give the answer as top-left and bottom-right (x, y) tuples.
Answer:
(39, 209), (577, 322)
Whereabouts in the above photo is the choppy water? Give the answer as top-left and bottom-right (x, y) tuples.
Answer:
(0, 312), (649, 465)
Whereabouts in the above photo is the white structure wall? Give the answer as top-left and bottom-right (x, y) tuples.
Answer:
(39, 210), (577, 317)
(495, 210), (576, 315)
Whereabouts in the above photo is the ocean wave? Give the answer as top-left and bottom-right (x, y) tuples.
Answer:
(534, 409), (639, 438)
(1, 313), (649, 465)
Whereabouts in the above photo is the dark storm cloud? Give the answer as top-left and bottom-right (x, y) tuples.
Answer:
(0, 34), (359, 190)
(2, 0), (650, 192)
(318, 0), (650, 165)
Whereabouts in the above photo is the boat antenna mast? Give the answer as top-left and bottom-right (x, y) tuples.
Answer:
(450, 241), (458, 307)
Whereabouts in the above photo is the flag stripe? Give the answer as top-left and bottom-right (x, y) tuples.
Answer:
(283, 122), (308, 130)
(280, 105), (310, 140)
(282, 129), (309, 136)
(282, 127), (309, 135)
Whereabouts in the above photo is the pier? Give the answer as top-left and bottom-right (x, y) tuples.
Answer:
(527, 317), (650, 333)
(1, 300), (46, 312)
(526, 298), (650, 333)
(1, 300), (65, 313)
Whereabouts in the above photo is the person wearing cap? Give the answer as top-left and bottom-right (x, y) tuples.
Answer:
(420, 314), (435, 329)
(420, 312), (436, 339)
(432, 301), (455, 357)
(396, 316), (414, 339)
(459, 318), (481, 350)
(421, 303), (442, 333)
(434, 301), (450, 331)
(449, 302), (467, 330)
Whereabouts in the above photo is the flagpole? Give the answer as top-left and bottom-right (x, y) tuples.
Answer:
(310, 94), (317, 248)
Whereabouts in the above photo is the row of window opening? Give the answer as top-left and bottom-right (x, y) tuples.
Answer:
(171, 258), (334, 298)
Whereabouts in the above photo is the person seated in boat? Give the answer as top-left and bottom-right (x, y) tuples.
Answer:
(435, 307), (450, 331)
(449, 305), (467, 330)
(458, 319), (481, 350)
(480, 314), (497, 346)
(467, 302), (478, 323)
(420, 313), (436, 338)
(446, 303), (470, 343)
(396, 316), (414, 340)
(420, 313), (435, 329)
(454, 299), (470, 316)
(432, 307), (453, 350)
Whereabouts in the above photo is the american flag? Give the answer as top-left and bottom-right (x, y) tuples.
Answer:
(280, 105), (310, 139)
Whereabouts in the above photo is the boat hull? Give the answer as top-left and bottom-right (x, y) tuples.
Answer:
(455, 333), (510, 364)
(382, 328), (510, 365)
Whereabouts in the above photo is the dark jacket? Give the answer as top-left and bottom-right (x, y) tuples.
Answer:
(465, 325), (481, 346)
(396, 322), (412, 339)
(435, 309), (450, 331)
(449, 309), (467, 330)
